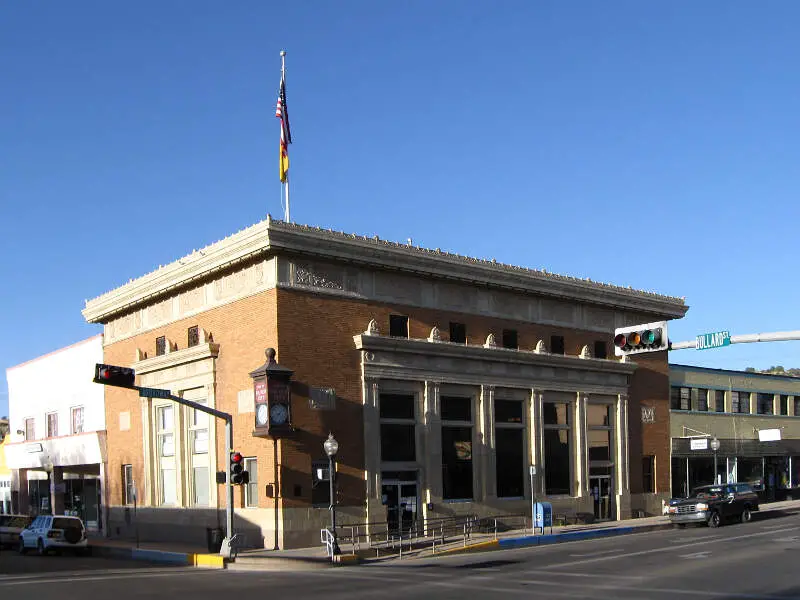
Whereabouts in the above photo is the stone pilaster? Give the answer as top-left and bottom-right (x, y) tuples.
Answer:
(478, 385), (496, 500)
(423, 381), (442, 521)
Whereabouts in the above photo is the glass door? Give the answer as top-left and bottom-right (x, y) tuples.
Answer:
(590, 476), (611, 521)
(381, 481), (418, 536)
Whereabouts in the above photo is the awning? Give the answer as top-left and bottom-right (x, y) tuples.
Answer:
(3, 431), (106, 470)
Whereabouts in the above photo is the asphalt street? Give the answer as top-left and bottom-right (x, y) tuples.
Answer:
(4, 509), (800, 599)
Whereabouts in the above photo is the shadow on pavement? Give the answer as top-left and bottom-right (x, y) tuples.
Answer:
(713, 586), (800, 599)
(752, 509), (798, 523)
(0, 548), (174, 576)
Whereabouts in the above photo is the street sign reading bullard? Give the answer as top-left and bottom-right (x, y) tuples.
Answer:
(696, 331), (731, 350)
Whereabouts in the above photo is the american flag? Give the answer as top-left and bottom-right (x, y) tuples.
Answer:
(276, 75), (291, 183)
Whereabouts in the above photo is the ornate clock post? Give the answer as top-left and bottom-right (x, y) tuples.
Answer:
(249, 348), (294, 550)
(249, 348), (294, 438)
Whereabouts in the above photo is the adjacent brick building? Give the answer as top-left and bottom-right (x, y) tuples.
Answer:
(82, 217), (688, 549)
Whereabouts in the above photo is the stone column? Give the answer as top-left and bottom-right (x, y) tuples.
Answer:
(363, 379), (383, 527)
(574, 393), (588, 498)
(529, 389), (544, 497)
(423, 381), (442, 521)
(14, 468), (29, 515)
(478, 385), (496, 501)
(141, 397), (153, 506)
(615, 394), (631, 520)
(51, 467), (65, 516)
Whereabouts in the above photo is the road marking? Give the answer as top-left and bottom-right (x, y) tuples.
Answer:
(761, 523), (788, 530)
(536, 525), (800, 570)
(679, 551), (711, 559)
(0, 567), (192, 581)
(568, 548), (624, 557)
(773, 536), (799, 543)
(670, 535), (721, 543)
(0, 568), (220, 587)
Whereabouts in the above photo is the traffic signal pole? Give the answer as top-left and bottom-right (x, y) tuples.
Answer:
(132, 387), (237, 557)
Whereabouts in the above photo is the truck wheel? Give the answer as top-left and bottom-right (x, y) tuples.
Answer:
(741, 508), (752, 523)
(708, 511), (721, 528)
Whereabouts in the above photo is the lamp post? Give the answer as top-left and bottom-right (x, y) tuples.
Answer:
(42, 456), (54, 515)
(710, 437), (721, 485)
(323, 433), (341, 555)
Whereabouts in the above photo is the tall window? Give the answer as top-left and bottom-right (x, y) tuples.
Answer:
(71, 407), (84, 435)
(156, 405), (177, 505)
(550, 335), (565, 355)
(758, 393), (774, 415)
(642, 456), (655, 493)
(714, 390), (725, 412)
(24, 418), (34, 441)
(46, 413), (58, 438)
(123, 464), (134, 505)
(779, 395), (789, 416)
(696, 389), (709, 412)
(494, 399), (525, 498)
(156, 335), (166, 356)
(379, 394), (416, 462)
(543, 401), (571, 495)
(188, 399), (209, 506)
(795, 396), (800, 417)
(441, 396), (473, 500)
(244, 458), (258, 508)
(588, 403), (614, 485)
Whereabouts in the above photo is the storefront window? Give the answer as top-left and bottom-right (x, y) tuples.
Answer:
(737, 457), (763, 490)
(544, 402), (571, 495)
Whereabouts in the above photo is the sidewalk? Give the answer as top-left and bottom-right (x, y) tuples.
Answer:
(89, 498), (800, 570)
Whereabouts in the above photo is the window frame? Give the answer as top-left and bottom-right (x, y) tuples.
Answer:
(494, 398), (526, 499)
(46, 412), (58, 438)
(543, 400), (573, 496)
(122, 464), (134, 505)
(71, 406), (84, 435)
(243, 457), (258, 508)
(441, 395), (474, 501)
(388, 314), (409, 338)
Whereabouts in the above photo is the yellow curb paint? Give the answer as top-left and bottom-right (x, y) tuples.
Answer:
(192, 553), (226, 568)
(334, 554), (361, 564)
(437, 540), (499, 556)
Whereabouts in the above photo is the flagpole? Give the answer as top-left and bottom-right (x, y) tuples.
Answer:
(280, 50), (290, 222)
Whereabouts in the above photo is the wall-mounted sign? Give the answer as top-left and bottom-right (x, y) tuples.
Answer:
(25, 443), (43, 454)
(758, 428), (781, 442)
(641, 406), (655, 424)
(690, 438), (709, 450)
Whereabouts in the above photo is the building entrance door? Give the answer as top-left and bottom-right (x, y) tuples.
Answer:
(381, 481), (418, 536)
(590, 476), (611, 521)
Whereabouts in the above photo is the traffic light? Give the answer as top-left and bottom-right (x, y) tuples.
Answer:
(230, 451), (245, 485)
(93, 363), (136, 388)
(613, 321), (669, 356)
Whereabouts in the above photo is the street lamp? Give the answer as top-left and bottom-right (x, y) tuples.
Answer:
(710, 437), (721, 484)
(323, 433), (341, 555)
(42, 456), (54, 515)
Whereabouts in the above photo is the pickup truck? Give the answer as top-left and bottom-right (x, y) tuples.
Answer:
(667, 483), (759, 528)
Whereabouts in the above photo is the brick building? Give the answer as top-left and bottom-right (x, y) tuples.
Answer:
(82, 217), (687, 549)
(670, 364), (800, 501)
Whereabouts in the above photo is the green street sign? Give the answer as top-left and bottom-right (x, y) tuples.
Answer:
(696, 331), (731, 350)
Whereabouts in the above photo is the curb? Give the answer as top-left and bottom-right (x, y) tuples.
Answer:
(89, 545), (226, 569)
(435, 522), (673, 556)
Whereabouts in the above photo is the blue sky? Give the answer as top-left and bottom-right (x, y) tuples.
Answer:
(3, 0), (800, 416)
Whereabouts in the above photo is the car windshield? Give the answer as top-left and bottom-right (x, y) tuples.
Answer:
(692, 486), (725, 499)
(52, 518), (81, 530)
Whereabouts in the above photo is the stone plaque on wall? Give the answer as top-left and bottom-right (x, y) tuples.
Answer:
(641, 405), (655, 424)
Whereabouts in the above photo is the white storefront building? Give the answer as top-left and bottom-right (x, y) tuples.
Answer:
(4, 335), (106, 530)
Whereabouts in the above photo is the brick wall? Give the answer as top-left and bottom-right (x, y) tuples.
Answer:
(627, 350), (670, 495)
(103, 289), (278, 510)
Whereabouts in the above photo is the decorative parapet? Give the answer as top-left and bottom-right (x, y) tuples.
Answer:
(484, 333), (497, 348)
(580, 345), (592, 359)
(364, 319), (379, 336)
(83, 217), (688, 324)
(428, 327), (442, 342)
(535, 340), (548, 354)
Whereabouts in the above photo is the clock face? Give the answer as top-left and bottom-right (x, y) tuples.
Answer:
(270, 403), (289, 425)
(256, 404), (269, 426)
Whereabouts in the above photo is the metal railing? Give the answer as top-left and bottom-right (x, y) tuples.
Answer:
(323, 512), (534, 559)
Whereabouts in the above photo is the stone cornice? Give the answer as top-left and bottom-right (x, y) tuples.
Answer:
(132, 343), (220, 375)
(353, 334), (638, 376)
(83, 216), (688, 323)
